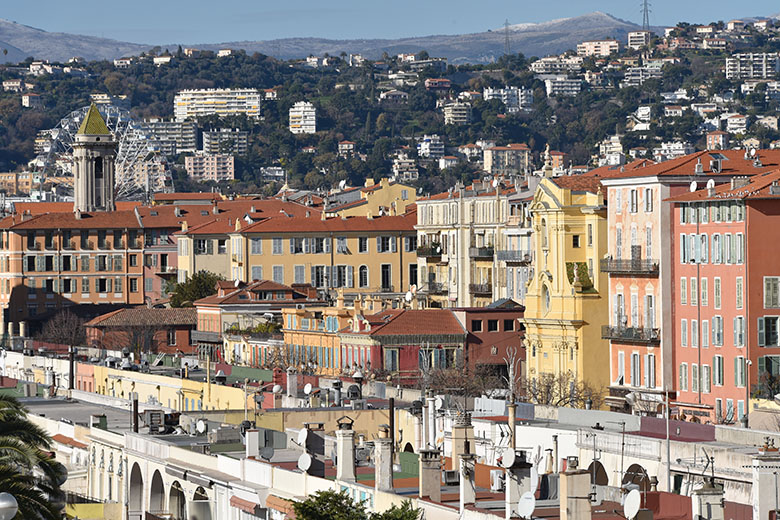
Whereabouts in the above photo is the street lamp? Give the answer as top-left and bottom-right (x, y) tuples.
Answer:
(0, 492), (18, 520)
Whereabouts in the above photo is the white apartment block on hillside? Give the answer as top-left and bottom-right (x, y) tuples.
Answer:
(442, 102), (472, 125)
(577, 39), (620, 57)
(144, 119), (198, 156)
(202, 128), (249, 155)
(530, 55), (583, 75)
(482, 86), (534, 112)
(289, 101), (317, 134)
(725, 53), (780, 80)
(417, 135), (445, 159)
(544, 77), (582, 97)
(174, 88), (261, 121)
(627, 31), (652, 50)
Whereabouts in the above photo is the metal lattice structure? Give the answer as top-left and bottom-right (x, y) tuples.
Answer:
(33, 104), (172, 200)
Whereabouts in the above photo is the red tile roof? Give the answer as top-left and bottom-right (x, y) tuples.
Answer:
(51, 434), (87, 450)
(667, 168), (780, 202)
(153, 192), (221, 202)
(602, 149), (780, 180)
(350, 309), (467, 337)
(238, 212), (416, 234)
(13, 201), (140, 215)
(5, 210), (140, 230)
(85, 307), (196, 328)
(194, 279), (317, 306)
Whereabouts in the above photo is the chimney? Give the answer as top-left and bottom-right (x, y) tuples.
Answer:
(424, 394), (436, 448)
(691, 478), (725, 520)
(245, 429), (261, 458)
(286, 367), (297, 397)
(750, 443), (780, 520)
(560, 457), (591, 520)
(450, 412), (473, 470)
(212, 204), (218, 215)
(507, 402), (517, 451)
(419, 448), (442, 502)
(504, 449), (533, 520)
(174, 206), (182, 217)
(7, 321), (13, 337)
(68, 346), (76, 391)
(374, 425), (394, 492)
(459, 453), (476, 513)
(18, 321), (27, 338)
(335, 417), (356, 481)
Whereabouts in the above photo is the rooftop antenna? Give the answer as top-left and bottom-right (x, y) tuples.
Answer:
(504, 19), (511, 56)
(641, 0), (651, 32)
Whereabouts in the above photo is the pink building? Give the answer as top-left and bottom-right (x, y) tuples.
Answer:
(185, 153), (235, 182)
(706, 131), (730, 151)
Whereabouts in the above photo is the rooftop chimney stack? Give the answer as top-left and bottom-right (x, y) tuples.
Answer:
(374, 425), (394, 492)
(419, 448), (442, 503)
(504, 449), (533, 520)
(459, 453), (476, 513)
(286, 367), (297, 397)
(560, 456), (591, 520)
(750, 446), (780, 520)
(450, 412), (473, 470)
(691, 478), (725, 520)
(335, 417), (356, 482)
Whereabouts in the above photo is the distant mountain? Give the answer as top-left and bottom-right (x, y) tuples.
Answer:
(0, 19), (149, 63)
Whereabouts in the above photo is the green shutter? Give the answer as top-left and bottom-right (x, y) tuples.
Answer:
(758, 318), (766, 346)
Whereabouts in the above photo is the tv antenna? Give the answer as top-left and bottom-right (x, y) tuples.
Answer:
(640, 0), (651, 32)
(504, 19), (511, 56)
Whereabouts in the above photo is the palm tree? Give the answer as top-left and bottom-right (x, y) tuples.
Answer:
(0, 395), (66, 520)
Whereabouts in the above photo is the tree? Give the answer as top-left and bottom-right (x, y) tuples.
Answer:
(36, 310), (85, 347)
(0, 395), (66, 520)
(169, 271), (223, 308)
(520, 372), (605, 409)
(292, 490), (421, 520)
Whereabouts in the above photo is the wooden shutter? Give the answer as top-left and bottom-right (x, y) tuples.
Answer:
(758, 318), (765, 346)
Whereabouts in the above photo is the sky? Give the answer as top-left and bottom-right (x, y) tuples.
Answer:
(4, 0), (779, 44)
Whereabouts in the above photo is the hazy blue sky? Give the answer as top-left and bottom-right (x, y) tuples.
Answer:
(4, 0), (779, 44)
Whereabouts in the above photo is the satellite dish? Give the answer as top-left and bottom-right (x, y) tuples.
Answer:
(492, 178), (499, 188)
(405, 291), (413, 302)
(689, 181), (697, 193)
(623, 489), (641, 520)
(750, 147), (757, 157)
(196, 419), (208, 434)
(411, 284), (417, 294)
(297, 428), (308, 446)
(304, 383), (313, 395)
(272, 384), (283, 394)
(706, 178), (715, 189)
(259, 446), (275, 461)
(434, 397), (444, 410)
(517, 491), (536, 519)
(297, 452), (312, 472)
(530, 466), (539, 493)
(501, 448), (516, 468)
(339, 179), (347, 190)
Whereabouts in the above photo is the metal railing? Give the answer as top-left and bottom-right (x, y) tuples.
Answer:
(600, 258), (658, 275)
(601, 325), (660, 343)
(417, 244), (442, 257)
(496, 250), (533, 263)
(191, 330), (222, 343)
(427, 282), (447, 294)
(469, 246), (494, 258)
(469, 283), (492, 294)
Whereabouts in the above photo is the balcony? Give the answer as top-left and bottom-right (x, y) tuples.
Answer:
(469, 283), (492, 295)
(191, 330), (222, 344)
(417, 244), (442, 257)
(600, 258), (658, 275)
(63, 240), (76, 251)
(601, 325), (660, 344)
(427, 282), (447, 295)
(469, 246), (494, 259)
(379, 285), (395, 293)
(497, 250), (533, 263)
(81, 240), (94, 251)
(156, 265), (177, 275)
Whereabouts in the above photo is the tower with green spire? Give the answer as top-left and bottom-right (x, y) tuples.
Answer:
(73, 104), (116, 213)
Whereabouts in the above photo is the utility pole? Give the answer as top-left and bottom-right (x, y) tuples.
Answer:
(641, 0), (651, 32)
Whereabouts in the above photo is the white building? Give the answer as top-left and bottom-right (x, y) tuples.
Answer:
(202, 128), (249, 155)
(620, 66), (663, 88)
(185, 152), (235, 182)
(725, 52), (780, 79)
(289, 101), (317, 134)
(442, 102), (471, 125)
(544, 77), (582, 97)
(482, 86), (534, 112)
(392, 154), (418, 182)
(144, 119), (198, 156)
(652, 141), (694, 162)
(417, 135), (445, 159)
(577, 39), (620, 57)
(174, 88), (262, 121)
(627, 31), (652, 50)
(530, 55), (583, 74)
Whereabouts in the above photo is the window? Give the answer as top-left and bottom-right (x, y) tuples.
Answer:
(629, 189), (638, 213)
(646, 227), (652, 258)
(130, 278), (138, 293)
(734, 316), (745, 347)
(273, 265), (284, 284)
(645, 294), (655, 328)
(145, 277), (154, 293)
(631, 352), (640, 386)
(358, 265), (369, 288)
(616, 190), (622, 213)
(336, 237), (348, 254)
(195, 239), (212, 255)
(759, 317), (780, 346)
(471, 320), (482, 332)
(587, 224), (593, 246)
(712, 234), (721, 263)
(735, 356), (746, 387)
(168, 329), (176, 346)
(646, 353), (656, 388)
(251, 266), (263, 280)
(129, 254), (137, 267)
(713, 355), (724, 386)
(702, 320), (709, 347)
(702, 365), (711, 393)
(699, 234), (708, 263)
(736, 277), (743, 309)
(272, 238), (283, 255)
(376, 236), (397, 253)
(409, 264), (418, 287)
(712, 316), (724, 346)
(617, 351), (625, 384)
(487, 320), (499, 332)
(251, 238), (262, 254)
(572, 235), (580, 248)
(680, 278), (687, 305)
(504, 319), (515, 331)
(714, 278), (721, 309)
(724, 234), (732, 264)
(681, 319), (688, 347)
(692, 364), (699, 393)
(692, 319), (699, 348)
(644, 188), (653, 212)
(404, 236), (417, 252)
(294, 265), (305, 284)
(701, 278), (708, 306)
(765, 277), (780, 308)
(358, 237), (368, 253)
(736, 233), (744, 263)
(690, 278), (698, 305)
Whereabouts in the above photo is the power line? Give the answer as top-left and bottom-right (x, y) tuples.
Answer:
(641, 0), (651, 32)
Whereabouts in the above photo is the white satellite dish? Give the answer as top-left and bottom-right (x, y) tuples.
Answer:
(297, 428), (309, 446)
(297, 452), (312, 472)
(303, 383), (313, 395)
(689, 181), (697, 192)
(530, 466), (539, 493)
(750, 147), (757, 157)
(405, 291), (413, 302)
(501, 448), (516, 468)
(623, 489), (641, 520)
(434, 397), (444, 410)
(196, 419), (208, 434)
(410, 284), (417, 294)
(706, 178), (715, 190)
(517, 491), (536, 519)
(259, 446), (275, 461)
(272, 384), (283, 394)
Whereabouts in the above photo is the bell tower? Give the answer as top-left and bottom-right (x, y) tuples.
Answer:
(73, 104), (116, 213)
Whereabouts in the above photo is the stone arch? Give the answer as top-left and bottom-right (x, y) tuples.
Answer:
(190, 486), (212, 520)
(403, 442), (414, 453)
(128, 462), (143, 514)
(149, 469), (165, 514)
(623, 463), (651, 492)
(587, 460), (609, 486)
(169, 480), (186, 520)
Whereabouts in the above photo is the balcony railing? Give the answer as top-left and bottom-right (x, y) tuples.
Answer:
(601, 325), (660, 344)
(427, 282), (447, 294)
(27, 243), (41, 251)
(600, 258), (658, 275)
(63, 240), (76, 250)
(469, 246), (495, 259)
(496, 250), (533, 263)
(417, 244), (442, 257)
(379, 285), (395, 293)
(156, 265), (177, 275)
(191, 330), (222, 343)
(469, 283), (493, 294)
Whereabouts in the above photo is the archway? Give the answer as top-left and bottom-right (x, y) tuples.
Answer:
(149, 469), (165, 514)
(587, 460), (609, 486)
(169, 480), (186, 520)
(190, 486), (212, 520)
(128, 462), (143, 515)
(403, 442), (414, 453)
(622, 463), (651, 492)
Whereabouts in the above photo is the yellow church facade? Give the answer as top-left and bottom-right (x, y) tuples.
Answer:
(520, 175), (611, 400)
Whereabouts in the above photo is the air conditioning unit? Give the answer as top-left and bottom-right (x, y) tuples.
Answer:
(490, 469), (505, 492)
(296, 304), (305, 310)
(443, 470), (460, 485)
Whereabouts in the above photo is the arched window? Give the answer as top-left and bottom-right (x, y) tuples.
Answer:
(541, 219), (548, 249)
(542, 284), (551, 315)
(359, 265), (369, 288)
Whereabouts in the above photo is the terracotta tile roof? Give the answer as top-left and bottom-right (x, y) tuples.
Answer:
(550, 175), (605, 193)
(602, 150), (780, 180)
(51, 433), (87, 450)
(85, 307), (196, 328)
(195, 279), (313, 306)
(153, 192), (222, 202)
(351, 309), (467, 337)
(179, 217), (240, 235)
(13, 201), (140, 215)
(6, 210), (140, 230)
(667, 168), (780, 202)
(238, 212), (416, 234)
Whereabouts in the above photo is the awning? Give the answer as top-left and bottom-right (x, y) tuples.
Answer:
(266, 495), (296, 518)
(165, 466), (187, 479)
(230, 495), (264, 515)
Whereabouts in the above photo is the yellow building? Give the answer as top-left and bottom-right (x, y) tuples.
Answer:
(520, 174), (610, 399)
(324, 178), (416, 218)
